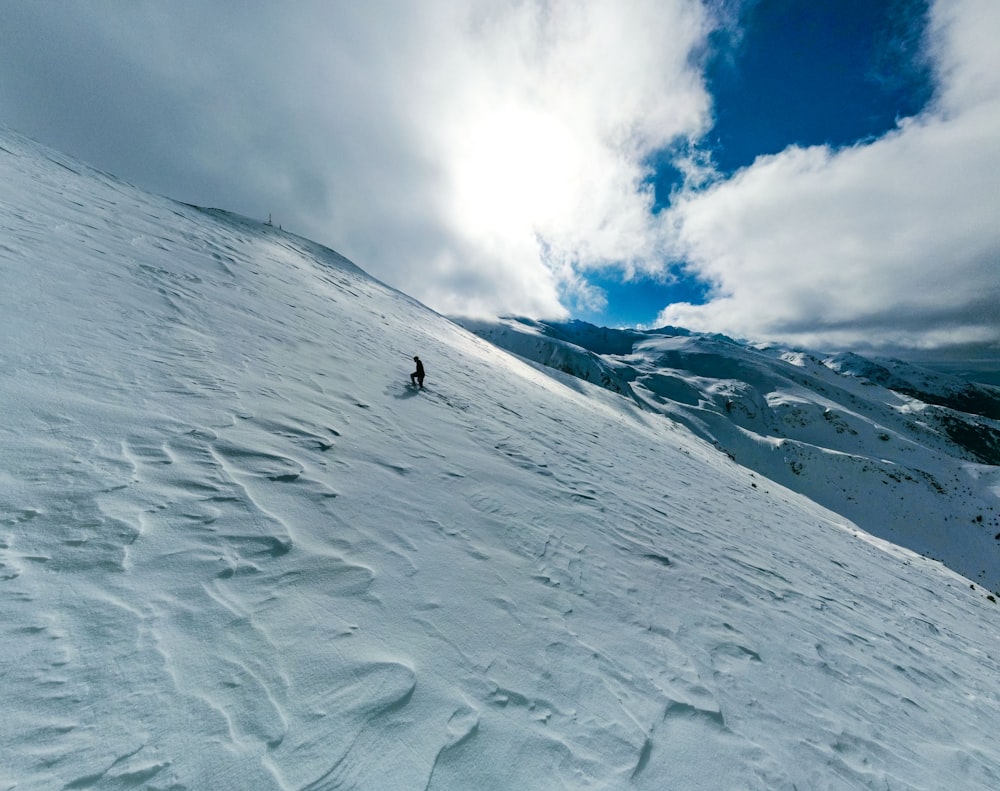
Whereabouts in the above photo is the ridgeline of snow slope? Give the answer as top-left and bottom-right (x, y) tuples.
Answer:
(457, 317), (1000, 594)
(2, 128), (999, 790)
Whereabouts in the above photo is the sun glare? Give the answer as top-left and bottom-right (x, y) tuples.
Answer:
(451, 105), (579, 239)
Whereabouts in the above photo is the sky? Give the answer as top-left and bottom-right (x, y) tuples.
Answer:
(1, 0), (998, 359)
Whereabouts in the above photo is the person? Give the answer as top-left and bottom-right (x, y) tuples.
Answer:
(410, 356), (425, 388)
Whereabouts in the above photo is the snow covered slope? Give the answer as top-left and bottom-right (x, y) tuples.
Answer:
(457, 317), (1000, 594)
(2, 129), (1000, 790)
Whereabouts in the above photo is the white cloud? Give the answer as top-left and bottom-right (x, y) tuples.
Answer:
(360, 0), (715, 317)
(658, 0), (1000, 353)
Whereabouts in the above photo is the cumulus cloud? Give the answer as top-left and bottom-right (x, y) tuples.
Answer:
(0, 0), (713, 319)
(334, 0), (714, 317)
(658, 0), (1000, 353)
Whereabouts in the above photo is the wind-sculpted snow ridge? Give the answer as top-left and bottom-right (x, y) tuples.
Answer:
(457, 317), (1000, 594)
(3, 128), (1000, 789)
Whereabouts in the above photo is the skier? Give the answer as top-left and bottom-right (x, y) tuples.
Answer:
(410, 356), (425, 388)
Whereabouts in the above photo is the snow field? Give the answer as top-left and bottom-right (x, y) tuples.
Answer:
(2, 129), (1000, 789)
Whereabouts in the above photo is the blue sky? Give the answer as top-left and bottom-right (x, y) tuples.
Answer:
(579, 0), (936, 329)
(0, 0), (998, 357)
(706, 0), (932, 174)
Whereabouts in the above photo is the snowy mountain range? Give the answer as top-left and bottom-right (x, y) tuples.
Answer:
(455, 317), (1000, 595)
(2, 127), (999, 789)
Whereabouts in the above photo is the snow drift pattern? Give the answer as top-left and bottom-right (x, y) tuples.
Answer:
(2, 129), (1000, 789)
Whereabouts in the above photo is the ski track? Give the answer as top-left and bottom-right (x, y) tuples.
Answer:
(2, 129), (1000, 789)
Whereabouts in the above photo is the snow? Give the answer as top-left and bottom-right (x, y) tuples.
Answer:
(2, 128), (1000, 789)
(459, 316), (1000, 593)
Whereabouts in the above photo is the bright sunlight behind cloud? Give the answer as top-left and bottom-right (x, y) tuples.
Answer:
(401, 0), (713, 317)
